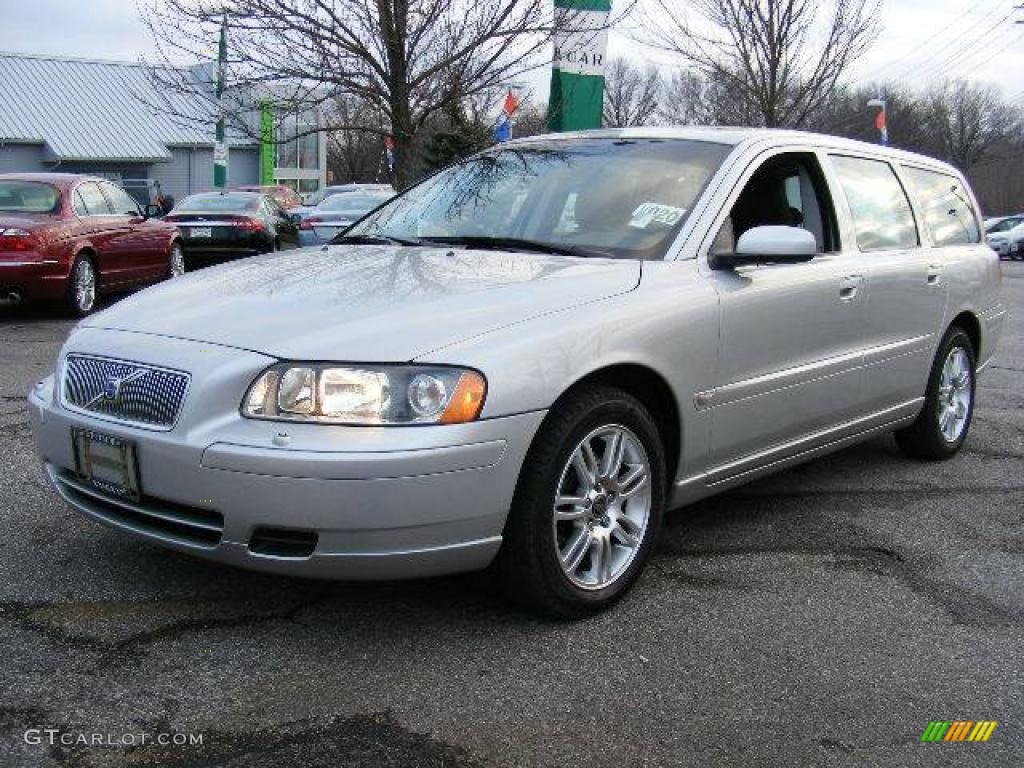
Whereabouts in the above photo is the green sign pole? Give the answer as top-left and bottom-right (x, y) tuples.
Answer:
(258, 101), (274, 185)
(213, 16), (228, 188)
(547, 0), (611, 132)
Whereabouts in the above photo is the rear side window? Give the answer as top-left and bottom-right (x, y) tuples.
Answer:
(902, 167), (980, 246)
(100, 182), (141, 216)
(830, 155), (918, 251)
(76, 183), (113, 216)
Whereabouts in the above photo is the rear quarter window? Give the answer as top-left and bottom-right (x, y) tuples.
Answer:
(901, 166), (980, 246)
(830, 155), (918, 251)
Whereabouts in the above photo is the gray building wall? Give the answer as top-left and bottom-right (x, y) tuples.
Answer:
(0, 142), (47, 173)
(0, 142), (259, 204)
(151, 146), (259, 203)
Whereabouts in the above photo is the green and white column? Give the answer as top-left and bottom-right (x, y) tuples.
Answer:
(213, 16), (228, 188)
(258, 101), (274, 185)
(547, 0), (611, 132)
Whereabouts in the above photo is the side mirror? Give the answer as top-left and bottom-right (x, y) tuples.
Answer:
(143, 203), (163, 219)
(711, 225), (818, 270)
(289, 213), (303, 225)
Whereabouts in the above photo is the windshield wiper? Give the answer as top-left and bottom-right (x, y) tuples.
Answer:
(329, 233), (426, 247)
(420, 236), (611, 259)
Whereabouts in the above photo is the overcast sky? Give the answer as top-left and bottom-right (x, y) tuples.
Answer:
(6, 0), (1023, 106)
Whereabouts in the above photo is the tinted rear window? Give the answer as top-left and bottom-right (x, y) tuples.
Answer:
(830, 155), (918, 251)
(0, 181), (60, 213)
(175, 194), (260, 213)
(902, 166), (980, 246)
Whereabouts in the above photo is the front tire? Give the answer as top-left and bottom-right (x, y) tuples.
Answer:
(167, 241), (186, 278)
(497, 385), (666, 618)
(895, 326), (976, 459)
(66, 256), (96, 316)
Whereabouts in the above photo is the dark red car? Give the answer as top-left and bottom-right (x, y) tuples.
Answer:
(0, 174), (183, 315)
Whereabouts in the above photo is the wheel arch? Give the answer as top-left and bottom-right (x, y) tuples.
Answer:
(948, 310), (981, 360)
(549, 363), (682, 489)
(70, 245), (99, 275)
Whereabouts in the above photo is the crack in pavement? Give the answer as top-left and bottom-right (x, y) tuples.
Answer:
(654, 543), (1020, 627)
(0, 593), (334, 666)
(43, 710), (485, 768)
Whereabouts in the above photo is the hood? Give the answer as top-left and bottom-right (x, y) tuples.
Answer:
(84, 245), (641, 361)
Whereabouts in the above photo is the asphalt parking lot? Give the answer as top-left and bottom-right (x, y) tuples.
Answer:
(1, 264), (1021, 768)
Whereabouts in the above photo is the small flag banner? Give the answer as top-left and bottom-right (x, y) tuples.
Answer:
(547, 0), (611, 132)
(920, 720), (997, 742)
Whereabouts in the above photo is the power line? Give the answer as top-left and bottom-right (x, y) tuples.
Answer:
(862, 1), (1009, 85)
(907, 9), (1018, 82)
(867, 0), (995, 81)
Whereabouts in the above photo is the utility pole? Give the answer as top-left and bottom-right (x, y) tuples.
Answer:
(213, 16), (228, 189)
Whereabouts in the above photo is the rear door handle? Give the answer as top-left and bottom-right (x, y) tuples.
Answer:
(839, 274), (864, 302)
(927, 264), (943, 285)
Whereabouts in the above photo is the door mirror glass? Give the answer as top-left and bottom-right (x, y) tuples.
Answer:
(712, 225), (817, 269)
(143, 203), (162, 219)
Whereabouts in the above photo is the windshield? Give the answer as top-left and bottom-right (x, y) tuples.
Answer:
(174, 194), (261, 214)
(348, 139), (730, 259)
(319, 193), (391, 215)
(0, 181), (60, 213)
(988, 217), (1023, 233)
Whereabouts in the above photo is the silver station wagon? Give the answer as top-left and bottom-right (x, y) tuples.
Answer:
(29, 128), (1005, 617)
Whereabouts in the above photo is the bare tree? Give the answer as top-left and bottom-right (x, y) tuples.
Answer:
(923, 81), (1021, 171)
(326, 95), (389, 183)
(638, 0), (881, 128)
(603, 59), (662, 127)
(140, 0), (613, 187)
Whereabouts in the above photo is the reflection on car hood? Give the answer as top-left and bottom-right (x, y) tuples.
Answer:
(83, 244), (641, 360)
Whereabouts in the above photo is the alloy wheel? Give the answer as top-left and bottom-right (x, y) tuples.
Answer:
(553, 425), (652, 590)
(937, 346), (972, 443)
(169, 243), (185, 277)
(73, 259), (96, 313)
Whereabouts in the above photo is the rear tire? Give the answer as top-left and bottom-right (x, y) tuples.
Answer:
(895, 327), (976, 460)
(66, 255), (97, 316)
(497, 385), (666, 618)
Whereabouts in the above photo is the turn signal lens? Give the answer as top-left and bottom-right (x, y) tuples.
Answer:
(439, 372), (486, 425)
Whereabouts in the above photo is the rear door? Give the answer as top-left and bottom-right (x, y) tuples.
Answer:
(826, 155), (948, 412)
(99, 181), (167, 278)
(71, 182), (121, 286)
(702, 149), (868, 478)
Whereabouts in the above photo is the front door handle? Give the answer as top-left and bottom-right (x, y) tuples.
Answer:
(839, 274), (864, 302)
(927, 264), (943, 285)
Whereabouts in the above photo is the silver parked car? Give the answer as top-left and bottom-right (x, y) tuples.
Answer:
(28, 128), (1004, 617)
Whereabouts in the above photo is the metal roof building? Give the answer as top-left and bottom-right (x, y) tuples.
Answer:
(0, 52), (325, 202)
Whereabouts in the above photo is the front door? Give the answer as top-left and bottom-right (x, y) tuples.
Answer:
(703, 151), (868, 477)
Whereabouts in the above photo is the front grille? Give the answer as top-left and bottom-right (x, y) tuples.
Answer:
(52, 467), (223, 548)
(62, 354), (190, 430)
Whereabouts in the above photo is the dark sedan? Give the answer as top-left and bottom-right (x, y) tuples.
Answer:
(164, 191), (299, 266)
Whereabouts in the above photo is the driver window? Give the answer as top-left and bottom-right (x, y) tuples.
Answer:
(712, 153), (839, 257)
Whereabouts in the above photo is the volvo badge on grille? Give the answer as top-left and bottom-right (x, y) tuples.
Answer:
(89, 368), (150, 407)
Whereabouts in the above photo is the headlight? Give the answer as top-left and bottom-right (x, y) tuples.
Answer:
(242, 364), (486, 425)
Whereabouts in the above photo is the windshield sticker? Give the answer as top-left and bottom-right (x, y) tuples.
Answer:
(630, 203), (686, 229)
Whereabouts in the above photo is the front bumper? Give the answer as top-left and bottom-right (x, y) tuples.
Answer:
(28, 331), (545, 580)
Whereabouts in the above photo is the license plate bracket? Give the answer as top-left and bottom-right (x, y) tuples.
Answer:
(191, 226), (212, 238)
(71, 428), (141, 502)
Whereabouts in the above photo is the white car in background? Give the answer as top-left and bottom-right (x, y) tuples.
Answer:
(984, 215), (1024, 259)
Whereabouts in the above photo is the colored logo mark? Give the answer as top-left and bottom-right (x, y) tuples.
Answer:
(921, 720), (997, 742)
